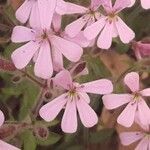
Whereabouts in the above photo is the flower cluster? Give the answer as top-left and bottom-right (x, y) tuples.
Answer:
(1, 0), (149, 149)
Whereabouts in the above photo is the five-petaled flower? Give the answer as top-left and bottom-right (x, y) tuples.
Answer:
(65, 0), (102, 37)
(84, 0), (135, 49)
(11, 6), (83, 79)
(102, 72), (150, 127)
(39, 70), (113, 133)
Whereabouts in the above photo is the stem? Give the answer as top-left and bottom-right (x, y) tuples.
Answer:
(32, 82), (47, 118)
(20, 70), (45, 88)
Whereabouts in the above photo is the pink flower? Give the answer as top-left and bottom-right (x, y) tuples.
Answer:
(132, 41), (150, 60)
(102, 72), (150, 127)
(39, 70), (113, 133)
(120, 123), (150, 150)
(11, 10), (83, 79)
(129, 0), (150, 9)
(84, 0), (135, 49)
(15, 0), (57, 28)
(65, 0), (102, 37)
(0, 110), (20, 150)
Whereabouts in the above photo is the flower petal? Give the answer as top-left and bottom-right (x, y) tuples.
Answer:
(115, 17), (135, 44)
(34, 40), (53, 79)
(0, 110), (4, 126)
(11, 41), (39, 69)
(91, 0), (102, 10)
(84, 17), (106, 40)
(61, 99), (77, 133)
(11, 26), (35, 43)
(64, 31), (91, 48)
(65, 16), (89, 38)
(56, 0), (87, 15)
(140, 88), (150, 97)
(77, 98), (98, 127)
(135, 137), (149, 150)
(97, 21), (113, 49)
(141, 0), (150, 9)
(52, 13), (62, 32)
(52, 48), (63, 72)
(102, 94), (132, 110)
(78, 92), (90, 104)
(113, 0), (131, 13)
(120, 132), (144, 146)
(15, 0), (33, 23)
(137, 98), (150, 125)
(51, 35), (83, 62)
(0, 140), (20, 150)
(124, 72), (139, 92)
(80, 79), (113, 95)
(39, 94), (67, 122)
(29, 2), (41, 28)
(117, 102), (137, 127)
(54, 70), (73, 90)
(38, 0), (56, 29)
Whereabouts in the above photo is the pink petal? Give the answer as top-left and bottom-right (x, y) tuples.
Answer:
(101, 0), (113, 14)
(38, 0), (56, 29)
(115, 17), (135, 44)
(52, 13), (62, 32)
(56, 0), (87, 15)
(113, 0), (131, 13)
(140, 88), (150, 97)
(91, 0), (102, 10)
(11, 26), (35, 43)
(120, 132), (144, 146)
(52, 48), (63, 72)
(137, 99), (150, 125)
(65, 16), (89, 38)
(0, 110), (4, 126)
(64, 31), (91, 48)
(78, 92), (90, 104)
(84, 17), (106, 40)
(97, 21), (113, 49)
(117, 102), (137, 127)
(29, 2), (41, 28)
(61, 99), (77, 133)
(141, 0), (150, 9)
(54, 70), (73, 90)
(0, 140), (20, 150)
(135, 137), (149, 150)
(51, 35), (83, 62)
(77, 98), (98, 127)
(15, 0), (34, 23)
(39, 94), (67, 122)
(128, 0), (136, 7)
(11, 41), (39, 69)
(80, 79), (113, 94)
(34, 40), (53, 79)
(124, 72), (139, 92)
(102, 94), (132, 110)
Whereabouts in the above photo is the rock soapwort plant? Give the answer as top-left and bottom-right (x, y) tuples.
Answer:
(0, 0), (150, 149)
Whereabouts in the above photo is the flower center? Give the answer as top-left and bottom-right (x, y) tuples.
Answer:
(107, 13), (118, 23)
(41, 30), (49, 40)
(132, 92), (141, 101)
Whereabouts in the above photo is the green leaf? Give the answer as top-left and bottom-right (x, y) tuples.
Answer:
(18, 80), (40, 120)
(21, 130), (37, 150)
